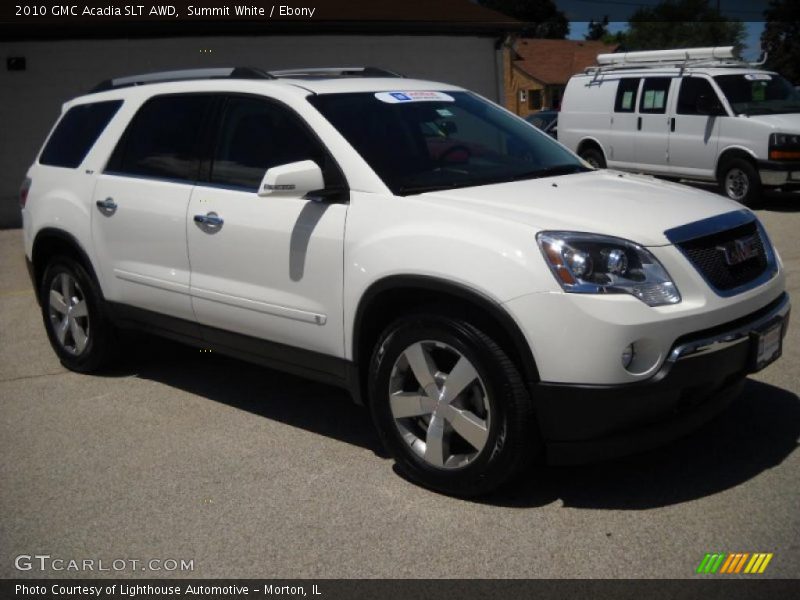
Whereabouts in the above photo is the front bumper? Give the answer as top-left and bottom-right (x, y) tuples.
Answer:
(757, 159), (800, 187)
(537, 292), (790, 465)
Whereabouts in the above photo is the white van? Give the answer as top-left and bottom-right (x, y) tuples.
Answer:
(559, 47), (800, 205)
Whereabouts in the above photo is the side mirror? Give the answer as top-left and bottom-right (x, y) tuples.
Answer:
(258, 160), (324, 198)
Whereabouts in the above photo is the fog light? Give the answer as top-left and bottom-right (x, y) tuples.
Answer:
(621, 344), (635, 369)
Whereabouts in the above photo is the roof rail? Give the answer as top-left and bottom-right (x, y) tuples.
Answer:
(90, 67), (274, 93)
(268, 66), (404, 79)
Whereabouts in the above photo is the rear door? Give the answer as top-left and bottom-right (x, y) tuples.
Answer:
(186, 94), (348, 358)
(91, 93), (215, 322)
(633, 76), (675, 174)
(608, 77), (641, 167)
(667, 76), (723, 178)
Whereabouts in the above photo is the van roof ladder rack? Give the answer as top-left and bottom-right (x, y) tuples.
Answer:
(90, 67), (274, 93)
(584, 47), (768, 83)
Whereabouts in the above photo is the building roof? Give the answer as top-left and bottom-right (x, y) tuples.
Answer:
(512, 39), (619, 85)
(0, 0), (524, 41)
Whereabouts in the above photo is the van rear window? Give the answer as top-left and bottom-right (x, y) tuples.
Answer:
(39, 100), (123, 168)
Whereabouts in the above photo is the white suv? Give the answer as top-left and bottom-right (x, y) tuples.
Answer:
(559, 47), (800, 206)
(21, 67), (789, 496)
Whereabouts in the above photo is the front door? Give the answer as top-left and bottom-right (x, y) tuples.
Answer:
(186, 95), (348, 358)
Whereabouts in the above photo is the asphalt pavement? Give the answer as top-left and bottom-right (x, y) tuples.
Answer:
(1, 191), (798, 579)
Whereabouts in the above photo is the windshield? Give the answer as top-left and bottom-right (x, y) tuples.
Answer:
(308, 91), (586, 195)
(714, 73), (800, 115)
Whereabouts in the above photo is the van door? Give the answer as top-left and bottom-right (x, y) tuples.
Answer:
(633, 77), (675, 174)
(608, 77), (641, 168)
(186, 94), (348, 359)
(91, 93), (215, 322)
(667, 76), (723, 179)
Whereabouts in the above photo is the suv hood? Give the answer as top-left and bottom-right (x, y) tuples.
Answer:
(420, 170), (744, 246)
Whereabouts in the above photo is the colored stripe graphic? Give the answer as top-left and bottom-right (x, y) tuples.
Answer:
(698, 552), (774, 575)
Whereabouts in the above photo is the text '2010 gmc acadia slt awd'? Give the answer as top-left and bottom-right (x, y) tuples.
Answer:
(21, 67), (790, 496)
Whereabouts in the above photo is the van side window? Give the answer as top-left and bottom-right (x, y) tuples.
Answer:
(639, 78), (672, 114)
(106, 94), (214, 182)
(40, 100), (122, 168)
(210, 96), (333, 191)
(677, 77), (721, 115)
(614, 78), (640, 113)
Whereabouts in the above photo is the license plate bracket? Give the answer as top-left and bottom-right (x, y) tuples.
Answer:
(751, 320), (784, 371)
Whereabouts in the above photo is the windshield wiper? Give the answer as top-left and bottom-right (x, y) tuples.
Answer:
(509, 164), (588, 180)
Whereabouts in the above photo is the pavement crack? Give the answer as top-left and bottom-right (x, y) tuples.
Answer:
(0, 370), (68, 384)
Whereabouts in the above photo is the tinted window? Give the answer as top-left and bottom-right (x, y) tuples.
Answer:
(40, 100), (122, 168)
(677, 77), (722, 115)
(614, 78), (640, 113)
(715, 73), (800, 115)
(210, 96), (333, 191)
(309, 91), (586, 196)
(107, 94), (213, 181)
(639, 78), (672, 114)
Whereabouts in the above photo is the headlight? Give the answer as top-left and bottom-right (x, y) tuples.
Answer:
(537, 231), (681, 307)
(769, 132), (800, 160)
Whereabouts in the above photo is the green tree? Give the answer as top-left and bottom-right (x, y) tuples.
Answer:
(626, 0), (745, 54)
(762, 0), (800, 83)
(478, 0), (569, 38)
(585, 16), (609, 41)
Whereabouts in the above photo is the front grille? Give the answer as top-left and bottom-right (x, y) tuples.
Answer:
(677, 221), (768, 291)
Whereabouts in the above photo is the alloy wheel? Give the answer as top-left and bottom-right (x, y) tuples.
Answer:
(47, 272), (90, 355)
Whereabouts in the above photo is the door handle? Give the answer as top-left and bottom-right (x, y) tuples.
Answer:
(194, 212), (224, 231)
(95, 197), (117, 215)
(670, 117), (676, 132)
(637, 116), (642, 130)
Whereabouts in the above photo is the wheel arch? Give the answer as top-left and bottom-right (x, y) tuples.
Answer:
(715, 146), (759, 180)
(31, 228), (103, 305)
(351, 275), (540, 406)
(576, 137), (606, 160)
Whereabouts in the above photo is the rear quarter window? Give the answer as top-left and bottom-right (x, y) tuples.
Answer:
(39, 100), (123, 168)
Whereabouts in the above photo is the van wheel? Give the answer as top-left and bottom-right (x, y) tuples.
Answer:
(368, 314), (540, 497)
(719, 159), (761, 206)
(580, 147), (606, 169)
(40, 257), (117, 372)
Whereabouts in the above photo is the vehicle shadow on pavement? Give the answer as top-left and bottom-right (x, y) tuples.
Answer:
(680, 182), (799, 212)
(107, 336), (387, 457)
(482, 379), (800, 509)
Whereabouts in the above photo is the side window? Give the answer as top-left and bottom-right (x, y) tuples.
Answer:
(639, 77), (672, 114)
(528, 90), (542, 111)
(107, 94), (213, 181)
(40, 100), (122, 168)
(614, 78), (640, 113)
(677, 77), (720, 115)
(210, 96), (334, 191)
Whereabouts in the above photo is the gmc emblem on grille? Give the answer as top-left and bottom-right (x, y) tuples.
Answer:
(717, 234), (760, 266)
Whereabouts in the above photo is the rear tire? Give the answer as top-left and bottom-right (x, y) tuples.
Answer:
(719, 158), (761, 206)
(368, 313), (540, 497)
(579, 147), (606, 169)
(40, 257), (117, 372)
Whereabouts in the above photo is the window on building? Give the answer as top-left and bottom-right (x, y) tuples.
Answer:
(40, 100), (122, 168)
(528, 89), (543, 111)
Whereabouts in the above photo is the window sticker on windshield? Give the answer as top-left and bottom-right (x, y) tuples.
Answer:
(375, 91), (455, 104)
(745, 73), (772, 81)
(436, 108), (454, 117)
(752, 83), (766, 102)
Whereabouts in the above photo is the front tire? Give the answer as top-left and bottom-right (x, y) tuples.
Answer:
(719, 158), (761, 206)
(40, 257), (117, 372)
(368, 314), (540, 496)
(579, 147), (606, 169)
